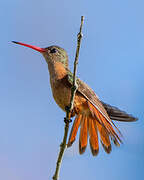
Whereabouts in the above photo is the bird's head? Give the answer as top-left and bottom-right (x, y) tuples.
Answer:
(12, 41), (69, 68)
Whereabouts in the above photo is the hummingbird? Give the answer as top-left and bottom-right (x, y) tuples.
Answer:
(12, 41), (137, 156)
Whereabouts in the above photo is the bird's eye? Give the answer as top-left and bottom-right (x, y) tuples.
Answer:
(50, 48), (57, 53)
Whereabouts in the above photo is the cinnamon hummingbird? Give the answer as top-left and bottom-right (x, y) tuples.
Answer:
(12, 41), (137, 156)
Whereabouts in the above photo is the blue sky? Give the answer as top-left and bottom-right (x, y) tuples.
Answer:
(1, 0), (144, 179)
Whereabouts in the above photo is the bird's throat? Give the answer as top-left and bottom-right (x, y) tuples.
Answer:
(47, 61), (68, 81)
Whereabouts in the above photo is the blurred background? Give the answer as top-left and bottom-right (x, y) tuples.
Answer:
(1, 0), (144, 179)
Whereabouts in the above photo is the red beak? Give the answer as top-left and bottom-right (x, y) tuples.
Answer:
(12, 41), (46, 53)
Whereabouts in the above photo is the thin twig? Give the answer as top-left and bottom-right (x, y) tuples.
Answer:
(69, 16), (84, 110)
(52, 16), (84, 180)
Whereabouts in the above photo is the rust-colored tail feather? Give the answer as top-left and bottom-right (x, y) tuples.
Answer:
(79, 115), (88, 154)
(67, 114), (81, 147)
(96, 121), (111, 153)
(88, 117), (99, 156)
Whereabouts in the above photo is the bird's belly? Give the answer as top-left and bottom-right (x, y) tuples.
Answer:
(50, 80), (88, 114)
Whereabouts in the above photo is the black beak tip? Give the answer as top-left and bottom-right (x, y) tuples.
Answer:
(12, 41), (18, 44)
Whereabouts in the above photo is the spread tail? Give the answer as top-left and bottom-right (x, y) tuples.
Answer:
(67, 102), (122, 156)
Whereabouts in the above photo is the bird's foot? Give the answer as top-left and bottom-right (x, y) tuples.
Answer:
(64, 117), (72, 123)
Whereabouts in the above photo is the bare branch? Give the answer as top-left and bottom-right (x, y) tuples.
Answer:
(52, 16), (84, 180)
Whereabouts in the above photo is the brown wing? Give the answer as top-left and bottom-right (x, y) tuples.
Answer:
(66, 73), (123, 154)
(67, 70), (137, 122)
(101, 101), (138, 122)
